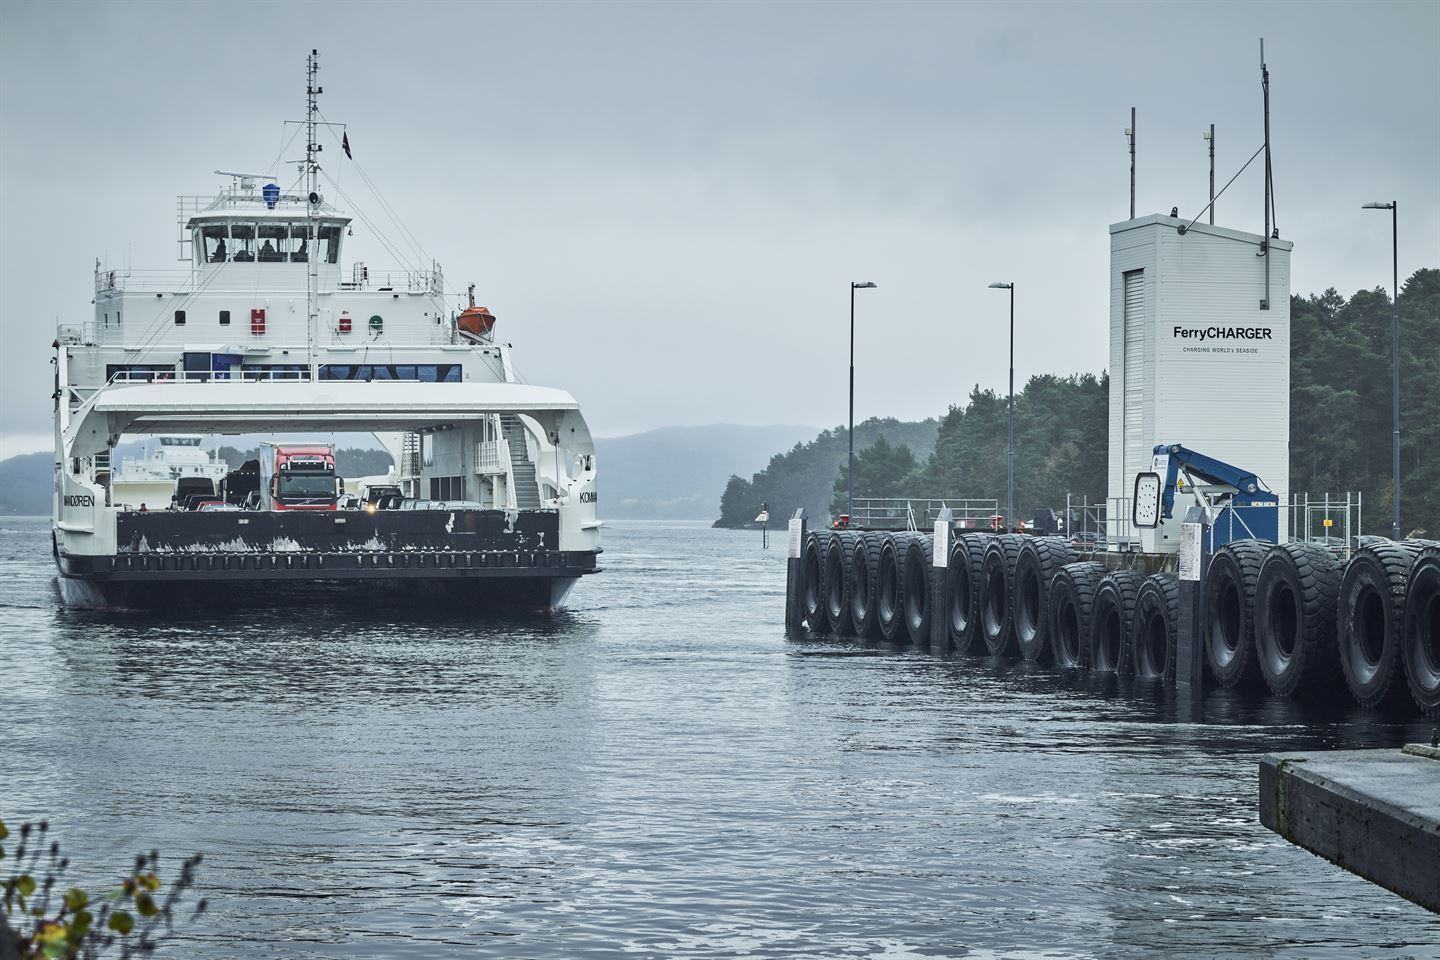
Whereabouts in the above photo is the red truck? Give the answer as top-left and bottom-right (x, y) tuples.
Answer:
(259, 443), (341, 511)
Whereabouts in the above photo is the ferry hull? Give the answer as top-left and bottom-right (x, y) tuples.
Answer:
(55, 507), (596, 613)
(57, 560), (591, 613)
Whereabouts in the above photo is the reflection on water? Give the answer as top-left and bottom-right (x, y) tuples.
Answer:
(1, 516), (1437, 959)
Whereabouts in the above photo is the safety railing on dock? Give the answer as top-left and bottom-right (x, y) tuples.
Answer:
(1289, 492), (1363, 558)
(849, 498), (999, 532)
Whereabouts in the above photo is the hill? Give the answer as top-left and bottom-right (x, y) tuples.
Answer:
(0, 451), (52, 516)
(714, 417), (940, 528)
(596, 424), (817, 520)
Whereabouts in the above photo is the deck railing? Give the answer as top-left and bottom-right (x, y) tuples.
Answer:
(475, 439), (511, 475)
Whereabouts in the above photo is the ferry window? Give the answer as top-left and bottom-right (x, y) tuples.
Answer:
(107, 364), (175, 382)
(289, 223), (311, 263)
(318, 223), (342, 264)
(394, 365), (416, 381)
(418, 365), (437, 382)
(174, 310), (186, 326)
(202, 224), (228, 263)
(258, 222), (287, 262)
(443, 365), (461, 383)
(430, 476), (463, 500)
(230, 223), (256, 262)
(219, 309), (230, 326)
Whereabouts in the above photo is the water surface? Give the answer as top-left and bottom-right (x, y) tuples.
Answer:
(2, 517), (1436, 958)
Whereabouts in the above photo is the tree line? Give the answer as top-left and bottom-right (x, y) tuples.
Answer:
(715, 268), (1438, 538)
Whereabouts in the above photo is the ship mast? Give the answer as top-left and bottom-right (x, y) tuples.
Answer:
(305, 49), (322, 381)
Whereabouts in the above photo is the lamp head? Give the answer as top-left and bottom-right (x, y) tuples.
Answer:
(1361, 202), (1394, 210)
(988, 282), (1012, 290)
(852, 281), (877, 289)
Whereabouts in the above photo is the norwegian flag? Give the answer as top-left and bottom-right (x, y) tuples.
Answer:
(342, 132), (352, 160)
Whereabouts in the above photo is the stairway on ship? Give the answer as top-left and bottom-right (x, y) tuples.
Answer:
(499, 414), (543, 510)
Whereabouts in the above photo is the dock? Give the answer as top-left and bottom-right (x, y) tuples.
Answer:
(1259, 744), (1440, 913)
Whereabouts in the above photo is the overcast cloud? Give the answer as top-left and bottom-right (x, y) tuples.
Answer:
(2, 0), (1437, 457)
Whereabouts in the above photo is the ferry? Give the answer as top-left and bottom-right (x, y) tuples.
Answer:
(52, 51), (601, 610)
(110, 435), (228, 511)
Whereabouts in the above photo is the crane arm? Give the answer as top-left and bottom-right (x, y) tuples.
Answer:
(1152, 443), (1274, 520)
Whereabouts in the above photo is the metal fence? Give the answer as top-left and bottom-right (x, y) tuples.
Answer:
(1288, 491), (1363, 558)
(849, 498), (999, 532)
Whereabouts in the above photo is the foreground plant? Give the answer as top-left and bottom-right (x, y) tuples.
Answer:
(1, 820), (206, 959)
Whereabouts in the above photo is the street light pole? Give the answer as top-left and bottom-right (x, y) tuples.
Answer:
(1362, 201), (1401, 539)
(989, 282), (1015, 532)
(848, 281), (877, 523)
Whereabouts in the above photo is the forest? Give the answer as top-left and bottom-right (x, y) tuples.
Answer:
(715, 268), (1439, 538)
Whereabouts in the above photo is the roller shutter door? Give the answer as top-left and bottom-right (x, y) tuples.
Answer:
(1122, 269), (1146, 489)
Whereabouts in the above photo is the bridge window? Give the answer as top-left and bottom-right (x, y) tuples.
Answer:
(230, 223), (256, 262)
(201, 224), (228, 263)
(174, 309), (186, 326)
(258, 222), (287, 262)
(219, 309), (230, 326)
(318, 223), (341, 263)
(289, 222), (311, 262)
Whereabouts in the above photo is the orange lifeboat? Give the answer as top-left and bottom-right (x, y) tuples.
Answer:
(457, 284), (496, 341)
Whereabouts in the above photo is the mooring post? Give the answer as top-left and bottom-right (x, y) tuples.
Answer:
(784, 508), (808, 637)
(930, 507), (953, 654)
(1176, 518), (1210, 687)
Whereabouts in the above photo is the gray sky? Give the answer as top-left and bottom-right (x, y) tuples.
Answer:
(2, 0), (1437, 457)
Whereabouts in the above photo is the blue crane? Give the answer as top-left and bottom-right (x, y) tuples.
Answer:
(1135, 443), (1279, 546)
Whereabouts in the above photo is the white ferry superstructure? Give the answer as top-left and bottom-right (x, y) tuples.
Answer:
(52, 51), (600, 610)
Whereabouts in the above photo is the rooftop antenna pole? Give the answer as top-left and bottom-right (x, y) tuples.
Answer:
(305, 49), (323, 379)
(1259, 40), (1272, 310)
(1127, 107), (1136, 220)
(1205, 124), (1215, 224)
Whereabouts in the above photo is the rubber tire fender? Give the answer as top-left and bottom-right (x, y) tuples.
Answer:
(946, 533), (992, 655)
(980, 534), (1026, 657)
(824, 531), (860, 637)
(902, 535), (935, 645)
(1049, 561), (1106, 669)
(1338, 539), (1420, 709)
(1013, 536), (1079, 662)
(1203, 539), (1268, 689)
(1254, 542), (1344, 698)
(849, 533), (885, 638)
(1133, 574), (1180, 684)
(877, 533), (920, 642)
(1090, 570), (1145, 674)
(802, 531), (830, 634)
(1402, 547), (1440, 717)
